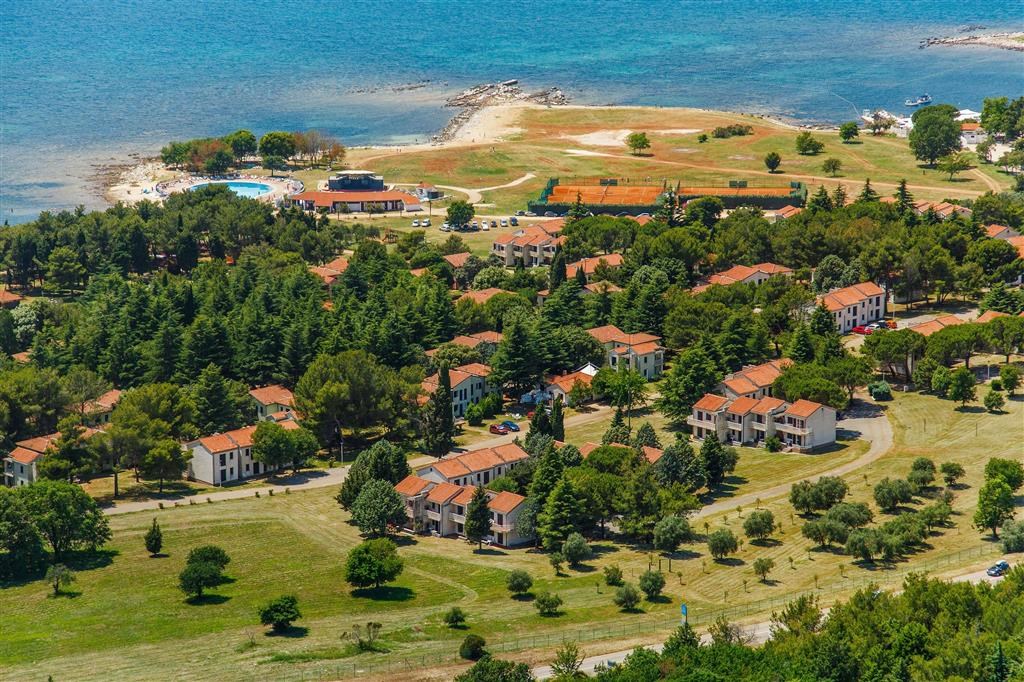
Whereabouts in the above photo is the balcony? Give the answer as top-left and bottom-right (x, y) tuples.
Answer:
(686, 415), (716, 429)
(450, 512), (466, 524)
(426, 509), (441, 522)
(775, 421), (810, 435)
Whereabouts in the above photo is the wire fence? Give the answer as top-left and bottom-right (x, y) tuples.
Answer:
(248, 542), (1003, 681)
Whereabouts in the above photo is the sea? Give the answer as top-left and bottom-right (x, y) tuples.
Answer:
(1, 0), (1022, 224)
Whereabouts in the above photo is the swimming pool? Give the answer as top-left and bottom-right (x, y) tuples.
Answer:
(191, 181), (272, 199)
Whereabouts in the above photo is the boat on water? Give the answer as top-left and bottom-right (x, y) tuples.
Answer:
(904, 94), (933, 107)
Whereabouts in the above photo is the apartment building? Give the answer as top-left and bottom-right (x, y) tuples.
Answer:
(719, 359), (793, 400)
(491, 220), (565, 267)
(249, 384), (296, 420)
(421, 363), (498, 419)
(185, 417), (300, 486)
(417, 442), (530, 488)
(687, 393), (836, 452)
(3, 428), (102, 487)
(817, 281), (887, 333)
(692, 262), (793, 294)
(587, 324), (665, 379)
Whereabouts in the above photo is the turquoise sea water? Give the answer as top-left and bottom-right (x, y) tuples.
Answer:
(1, 0), (1021, 222)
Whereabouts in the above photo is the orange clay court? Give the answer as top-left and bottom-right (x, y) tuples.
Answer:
(550, 183), (795, 205)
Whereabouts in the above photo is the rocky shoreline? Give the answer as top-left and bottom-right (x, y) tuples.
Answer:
(920, 31), (1024, 52)
(433, 80), (569, 144)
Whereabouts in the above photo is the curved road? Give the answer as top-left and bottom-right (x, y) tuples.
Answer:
(694, 412), (893, 519)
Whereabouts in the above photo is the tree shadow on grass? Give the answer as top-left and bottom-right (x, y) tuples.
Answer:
(589, 543), (619, 558)
(666, 548), (702, 561)
(714, 557), (746, 567)
(749, 538), (782, 548)
(646, 594), (672, 604)
(512, 592), (535, 602)
(48, 590), (83, 599)
(350, 586), (414, 601)
(571, 563), (597, 574)
(955, 405), (986, 414)
(390, 535), (419, 548)
(472, 548), (508, 556)
(186, 593), (231, 606)
(759, 578), (782, 587)
(265, 626), (310, 638)
(66, 549), (118, 572)
(810, 544), (846, 556)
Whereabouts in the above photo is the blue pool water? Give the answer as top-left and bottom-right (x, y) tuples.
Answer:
(190, 181), (272, 199)
(1, 0), (1021, 222)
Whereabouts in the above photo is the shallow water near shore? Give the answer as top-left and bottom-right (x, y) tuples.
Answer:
(1, 0), (1021, 223)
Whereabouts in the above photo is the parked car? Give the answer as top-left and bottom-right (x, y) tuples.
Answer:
(852, 325), (871, 335)
(500, 420), (520, 432)
(441, 222), (451, 231)
(866, 322), (887, 332)
(987, 560), (1010, 577)
(510, 217), (519, 226)
(471, 221), (480, 229)
(490, 220), (497, 228)
(489, 423), (510, 435)
(422, 218), (431, 226)
(500, 218), (508, 227)
(481, 222), (490, 231)
(515, 210), (526, 216)
(544, 211), (557, 217)
(886, 319), (898, 329)
(411, 220), (420, 227)
(524, 211), (537, 217)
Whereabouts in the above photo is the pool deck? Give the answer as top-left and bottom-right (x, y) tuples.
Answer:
(155, 174), (302, 204)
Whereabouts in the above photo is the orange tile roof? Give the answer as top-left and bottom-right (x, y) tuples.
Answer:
(1008, 236), (1024, 259)
(432, 458), (471, 479)
(693, 394), (729, 411)
(726, 396), (759, 416)
(960, 122), (981, 131)
(722, 376), (758, 396)
(624, 341), (662, 355)
(457, 363), (492, 377)
(453, 487), (477, 505)
(578, 442), (601, 457)
(249, 385), (295, 407)
(409, 267), (427, 277)
(547, 370), (593, 393)
(976, 310), (1009, 324)
(566, 253), (625, 278)
(909, 314), (966, 337)
(640, 445), (663, 464)
(786, 399), (826, 419)
(11, 351), (30, 363)
(424, 443), (529, 480)
(751, 396), (787, 415)
(426, 481), (463, 504)
(0, 290), (24, 305)
(492, 442), (529, 463)
(489, 490), (526, 513)
(309, 266), (340, 286)
(583, 281), (622, 294)
(325, 256), (349, 273)
(423, 367), (474, 392)
(291, 190), (420, 208)
(985, 224), (1015, 238)
(633, 214), (654, 226)
(8, 446), (43, 465)
(395, 475), (433, 496)
(723, 359), (792, 394)
(443, 252), (472, 269)
(85, 389), (122, 413)
(586, 325), (661, 346)
(459, 288), (508, 305)
(775, 205), (803, 219)
(472, 331), (503, 343)
(197, 432), (236, 454)
(818, 282), (884, 312)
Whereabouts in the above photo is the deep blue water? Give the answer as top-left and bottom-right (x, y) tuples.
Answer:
(1, 0), (1021, 223)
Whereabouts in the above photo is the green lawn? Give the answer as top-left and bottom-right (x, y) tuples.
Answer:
(3, 390), (1020, 680)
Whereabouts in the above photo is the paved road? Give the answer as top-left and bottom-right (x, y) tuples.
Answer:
(532, 558), (1010, 679)
(693, 410), (894, 520)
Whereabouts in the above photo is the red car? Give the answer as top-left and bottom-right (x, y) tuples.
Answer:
(489, 423), (510, 435)
(852, 325), (872, 335)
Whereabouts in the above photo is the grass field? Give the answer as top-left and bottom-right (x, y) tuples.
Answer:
(2, 390), (1020, 680)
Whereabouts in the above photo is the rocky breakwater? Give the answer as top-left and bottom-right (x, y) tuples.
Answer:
(920, 32), (1024, 52)
(433, 80), (569, 143)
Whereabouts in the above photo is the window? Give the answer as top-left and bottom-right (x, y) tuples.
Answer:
(496, 513), (504, 525)
(229, 468), (234, 477)
(219, 454), (226, 466)
(219, 468), (226, 481)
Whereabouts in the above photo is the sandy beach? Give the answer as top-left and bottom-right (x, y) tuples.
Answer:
(105, 160), (178, 205)
(923, 31), (1024, 52)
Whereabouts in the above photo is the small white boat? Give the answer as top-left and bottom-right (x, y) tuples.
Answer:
(904, 94), (933, 107)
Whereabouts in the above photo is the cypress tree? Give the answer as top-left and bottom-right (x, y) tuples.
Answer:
(786, 324), (816, 363)
(549, 249), (567, 291)
(574, 264), (588, 287)
(464, 486), (492, 550)
(422, 365), (454, 457)
(528, 449), (564, 507)
(144, 518), (163, 556)
(857, 178), (879, 203)
(894, 179), (914, 214)
(550, 397), (565, 442)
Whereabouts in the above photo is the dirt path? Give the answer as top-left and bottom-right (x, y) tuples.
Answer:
(693, 410), (894, 520)
(433, 172), (537, 204)
(969, 167), (1002, 192)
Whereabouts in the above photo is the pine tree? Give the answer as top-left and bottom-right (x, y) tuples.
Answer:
(528, 449), (564, 507)
(191, 363), (238, 434)
(857, 178), (879, 203)
(894, 179), (914, 214)
(632, 422), (661, 449)
(144, 319), (183, 383)
(529, 407), (551, 438)
(981, 282), (1020, 314)
(786, 324), (816, 363)
(422, 365), (455, 456)
(549, 397), (565, 441)
(538, 477), (582, 550)
(567, 192), (589, 223)
(602, 409), (631, 445)
(464, 486), (492, 550)
(179, 315), (232, 379)
(831, 184), (847, 208)
(574, 264), (588, 287)
(987, 641), (1010, 682)
(700, 435), (731, 488)
(809, 304), (836, 336)
(807, 185), (833, 212)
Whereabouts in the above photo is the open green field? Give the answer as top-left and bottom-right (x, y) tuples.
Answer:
(2, 390), (1020, 681)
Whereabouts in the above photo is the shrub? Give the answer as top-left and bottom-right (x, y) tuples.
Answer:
(654, 515), (694, 553)
(444, 606), (467, 628)
(711, 124), (754, 138)
(984, 389), (1005, 413)
(931, 367), (952, 397)
(990, 378), (1003, 391)
(867, 380), (892, 401)
(613, 583), (641, 610)
(534, 591), (563, 616)
(459, 634), (487, 660)
(765, 435), (783, 452)
(345, 538), (404, 589)
(259, 595), (301, 632)
(1001, 520), (1024, 553)
(465, 403), (484, 426)
(707, 529), (739, 560)
(638, 570), (666, 600)
(873, 478), (914, 512)
(940, 461), (965, 487)
(549, 551), (565, 575)
(562, 533), (592, 567)
(603, 564), (624, 586)
(179, 561), (222, 599)
(505, 569), (533, 597)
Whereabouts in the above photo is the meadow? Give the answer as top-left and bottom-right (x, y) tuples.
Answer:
(2, 389), (1020, 681)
